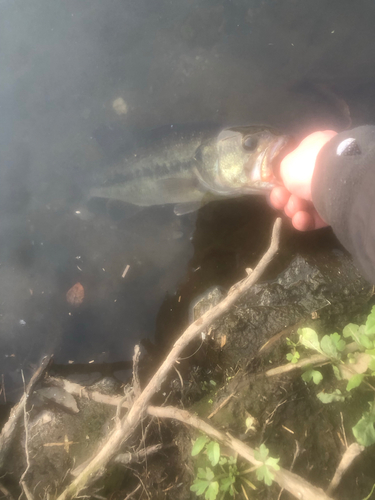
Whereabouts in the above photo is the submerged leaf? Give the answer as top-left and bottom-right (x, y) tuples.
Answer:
(66, 282), (84, 306)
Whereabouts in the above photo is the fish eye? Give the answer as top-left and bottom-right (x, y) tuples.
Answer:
(242, 135), (258, 151)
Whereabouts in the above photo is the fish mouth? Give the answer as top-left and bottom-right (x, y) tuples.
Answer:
(260, 136), (291, 183)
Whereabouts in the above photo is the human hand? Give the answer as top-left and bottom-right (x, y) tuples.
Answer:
(270, 130), (337, 231)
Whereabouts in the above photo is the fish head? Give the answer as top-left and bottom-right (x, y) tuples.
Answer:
(214, 126), (290, 195)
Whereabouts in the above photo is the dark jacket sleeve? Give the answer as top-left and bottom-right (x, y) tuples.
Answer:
(311, 125), (375, 284)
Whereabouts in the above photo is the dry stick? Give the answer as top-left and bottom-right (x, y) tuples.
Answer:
(207, 392), (235, 419)
(0, 355), (53, 471)
(123, 484), (141, 500)
(0, 482), (15, 500)
(56, 218), (282, 500)
(45, 380), (332, 500)
(19, 370), (34, 500)
(132, 345), (141, 398)
(327, 443), (364, 495)
(113, 444), (163, 465)
(149, 406), (333, 500)
(48, 377), (131, 409)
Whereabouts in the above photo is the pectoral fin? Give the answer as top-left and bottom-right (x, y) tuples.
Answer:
(174, 201), (203, 215)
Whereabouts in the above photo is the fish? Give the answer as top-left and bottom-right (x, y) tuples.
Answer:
(89, 125), (290, 215)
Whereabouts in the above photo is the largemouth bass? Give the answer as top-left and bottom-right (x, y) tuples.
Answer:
(90, 125), (290, 215)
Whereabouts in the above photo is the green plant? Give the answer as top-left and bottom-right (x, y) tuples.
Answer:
(190, 434), (279, 499)
(285, 306), (375, 447)
(253, 444), (280, 486)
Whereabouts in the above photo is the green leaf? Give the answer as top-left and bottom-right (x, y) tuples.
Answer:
(359, 335), (374, 350)
(332, 365), (342, 380)
(218, 457), (227, 466)
(286, 351), (300, 363)
(320, 335), (338, 358)
(353, 405), (375, 447)
(299, 328), (322, 354)
(346, 373), (365, 391)
(343, 323), (360, 342)
(330, 332), (346, 352)
(365, 306), (375, 335)
(256, 464), (275, 486)
(254, 443), (269, 462)
(302, 368), (323, 385)
(219, 475), (235, 493)
(192, 435), (210, 456)
(317, 389), (345, 404)
(368, 358), (375, 371)
(191, 475), (210, 496)
(206, 441), (220, 467)
(265, 456), (280, 471)
(191, 481), (209, 496)
(197, 468), (208, 479)
(209, 380), (217, 386)
(205, 481), (219, 500)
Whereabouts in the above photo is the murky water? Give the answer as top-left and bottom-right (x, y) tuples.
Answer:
(2, 0), (375, 400)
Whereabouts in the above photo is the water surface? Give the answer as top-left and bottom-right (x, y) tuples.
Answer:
(2, 0), (375, 399)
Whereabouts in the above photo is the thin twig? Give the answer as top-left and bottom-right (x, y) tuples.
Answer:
(208, 392), (235, 419)
(113, 444), (163, 465)
(19, 371), (34, 500)
(1, 374), (6, 404)
(124, 484), (141, 500)
(0, 356), (53, 471)
(149, 405), (333, 500)
(0, 482), (15, 500)
(132, 345), (141, 398)
(56, 219), (282, 500)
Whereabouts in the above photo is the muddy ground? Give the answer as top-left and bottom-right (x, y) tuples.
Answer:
(1, 251), (375, 500)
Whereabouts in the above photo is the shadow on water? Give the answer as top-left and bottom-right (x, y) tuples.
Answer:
(2, 0), (375, 400)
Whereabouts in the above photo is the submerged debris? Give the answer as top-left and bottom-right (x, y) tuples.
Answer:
(66, 282), (85, 306)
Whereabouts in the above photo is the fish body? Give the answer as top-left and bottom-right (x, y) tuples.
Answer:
(90, 125), (290, 214)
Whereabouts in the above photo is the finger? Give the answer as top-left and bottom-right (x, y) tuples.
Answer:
(291, 211), (315, 231)
(292, 209), (329, 231)
(284, 194), (310, 218)
(269, 186), (290, 210)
